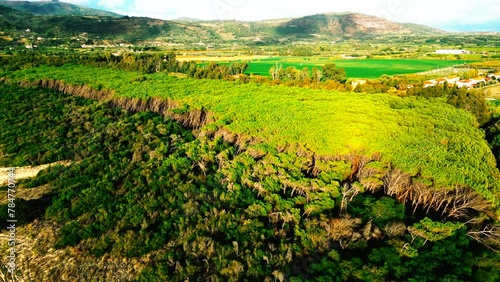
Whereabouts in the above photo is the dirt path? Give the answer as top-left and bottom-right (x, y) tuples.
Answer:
(0, 161), (70, 186)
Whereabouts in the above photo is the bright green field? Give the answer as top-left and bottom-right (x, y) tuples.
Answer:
(1, 65), (498, 204)
(243, 58), (476, 78)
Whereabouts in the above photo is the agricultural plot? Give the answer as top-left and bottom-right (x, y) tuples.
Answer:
(241, 58), (477, 78)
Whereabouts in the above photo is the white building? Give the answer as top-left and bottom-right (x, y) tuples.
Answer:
(456, 78), (485, 89)
(436, 50), (471, 55)
(423, 80), (437, 88)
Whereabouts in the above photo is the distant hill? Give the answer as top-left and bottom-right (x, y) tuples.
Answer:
(0, 0), (121, 17)
(400, 22), (444, 34)
(190, 13), (442, 42)
(0, 5), (33, 29)
(273, 13), (443, 36)
(0, 5), (214, 43)
(0, 6), (443, 45)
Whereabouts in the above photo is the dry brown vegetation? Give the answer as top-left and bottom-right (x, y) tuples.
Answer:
(0, 185), (51, 206)
(0, 220), (149, 282)
(382, 169), (493, 220)
(467, 224), (500, 251)
(315, 153), (496, 221)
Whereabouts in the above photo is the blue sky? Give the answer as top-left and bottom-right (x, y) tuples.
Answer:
(35, 0), (500, 31)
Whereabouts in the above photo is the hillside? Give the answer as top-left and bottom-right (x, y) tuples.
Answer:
(0, 0), (121, 17)
(0, 5), (214, 43)
(274, 13), (442, 37)
(0, 64), (499, 280)
(187, 13), (441, 42)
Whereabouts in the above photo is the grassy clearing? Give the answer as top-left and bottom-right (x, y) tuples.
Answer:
(2, 64), (498, 205)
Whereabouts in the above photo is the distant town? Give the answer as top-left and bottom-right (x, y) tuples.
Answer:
(424, 73), (499, 89)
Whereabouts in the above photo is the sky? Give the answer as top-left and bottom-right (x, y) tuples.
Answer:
(32, 0), (500, 31)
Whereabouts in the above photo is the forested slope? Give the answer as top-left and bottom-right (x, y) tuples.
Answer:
(0, 65), (499, 280)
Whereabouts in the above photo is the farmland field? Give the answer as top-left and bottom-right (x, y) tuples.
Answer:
(229, 58), (478, 78)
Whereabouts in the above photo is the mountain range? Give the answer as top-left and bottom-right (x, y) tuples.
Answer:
(0, 0), (462, 46)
